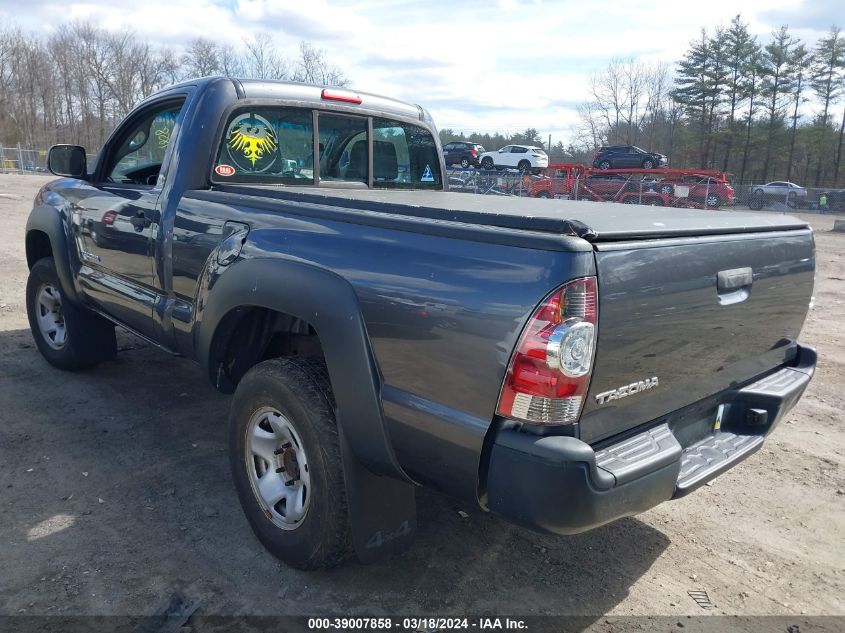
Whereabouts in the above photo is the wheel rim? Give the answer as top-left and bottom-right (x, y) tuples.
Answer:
(461, 159), (469, 167)
(36, 284), (67, 350)
(245, 407), (311, 530)
(600, 162), (610, 169)
(660, 185), (672, 194)
(644, 161), (653, 169)
(706, 195), (719, 206)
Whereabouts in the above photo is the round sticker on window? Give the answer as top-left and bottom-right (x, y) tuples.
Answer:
(225, 113), (279, 173)
(215, 164), (235, 177)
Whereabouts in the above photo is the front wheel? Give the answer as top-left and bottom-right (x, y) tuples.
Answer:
(642, 159), (654, 169)
(598, 160), (611, 170)
(535, 190), (550, 198)
(480, 157), (494, 170)
(26, 257), (116, 370)
(229, 357), (351, 570)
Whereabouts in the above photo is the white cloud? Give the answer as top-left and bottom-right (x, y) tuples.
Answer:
(0, 0), (838, 142)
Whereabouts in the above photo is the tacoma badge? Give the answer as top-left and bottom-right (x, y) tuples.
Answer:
(595, 377), (659, 405)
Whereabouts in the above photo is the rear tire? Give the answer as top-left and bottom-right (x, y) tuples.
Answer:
(536, 191), (551, 198)
(229, 357), (351, 570)
(460, 158), (470, 168)
(25, 257), (116, 371)
(517, 160), (531, 173)
(599, 160), (611, 170)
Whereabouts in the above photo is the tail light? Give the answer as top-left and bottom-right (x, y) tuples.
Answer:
(321, 88), (362, 104)
(101, 210), (118, 226)
(497, 277), (598, 425)
(469, 149), (478, 157)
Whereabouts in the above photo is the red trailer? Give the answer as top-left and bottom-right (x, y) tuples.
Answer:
(528, 164), (735, 208)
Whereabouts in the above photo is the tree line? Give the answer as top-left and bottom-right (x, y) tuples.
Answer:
(0, 23), (348, 152)
(444, 17), (845, 188)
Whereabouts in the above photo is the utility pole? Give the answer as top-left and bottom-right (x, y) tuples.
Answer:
(548, 134), (552, 156)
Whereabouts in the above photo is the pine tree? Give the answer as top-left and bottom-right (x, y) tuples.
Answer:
(810, 28), (845, 184)
(721, 15), (759, 171)
(759, 26), (796, 181)
(786, 44), (810, 180)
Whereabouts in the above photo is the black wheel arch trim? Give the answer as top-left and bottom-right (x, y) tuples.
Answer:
(25, 203), (81, 304)
(196, 256), (412, 483)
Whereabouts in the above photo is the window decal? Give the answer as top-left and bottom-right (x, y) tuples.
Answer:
(225, 113), (279, 172)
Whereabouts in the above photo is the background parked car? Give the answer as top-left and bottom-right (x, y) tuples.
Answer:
(593, 145), (667, 170)
(442, 141), (486, 168)
(750, 181), (807, 199)
(479, 145), (549, 173)
(657, 174), (735, 207)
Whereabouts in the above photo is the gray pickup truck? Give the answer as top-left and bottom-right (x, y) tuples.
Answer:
(25, 77), (816, 569)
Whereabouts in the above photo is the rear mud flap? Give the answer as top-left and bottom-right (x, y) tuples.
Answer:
(339, 429), (417, 563)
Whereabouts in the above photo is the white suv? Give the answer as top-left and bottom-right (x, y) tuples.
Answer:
(479, 145), (549, 173)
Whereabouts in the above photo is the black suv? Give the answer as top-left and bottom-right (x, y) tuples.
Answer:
(443, 141), (486, 168)
(593, 145), (667, 170)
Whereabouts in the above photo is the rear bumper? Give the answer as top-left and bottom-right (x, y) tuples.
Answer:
(485, 345), (816, 535)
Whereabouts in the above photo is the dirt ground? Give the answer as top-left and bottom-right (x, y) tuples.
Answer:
(0, 173), (843, 621)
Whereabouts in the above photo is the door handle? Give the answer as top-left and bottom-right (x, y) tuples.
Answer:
(129, 211), (151, 231)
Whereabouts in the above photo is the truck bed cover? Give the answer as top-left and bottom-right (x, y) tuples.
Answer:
(223, 186), (809, 242)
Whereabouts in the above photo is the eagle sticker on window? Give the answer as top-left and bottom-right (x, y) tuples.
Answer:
(225, 113), (279, 172)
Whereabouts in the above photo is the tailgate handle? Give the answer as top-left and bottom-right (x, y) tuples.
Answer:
(717, 267), (753, 292)
(717, 267), (752, 305)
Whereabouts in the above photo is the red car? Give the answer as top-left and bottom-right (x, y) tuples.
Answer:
(656, 174), (734, 208)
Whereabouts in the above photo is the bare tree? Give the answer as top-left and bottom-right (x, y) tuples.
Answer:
(243, 33), (288, 80)
(181, 38), (221, 79)
(291, 41), (349, 87)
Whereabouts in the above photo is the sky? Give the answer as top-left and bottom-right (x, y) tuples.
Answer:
(0, 0), (840, 143)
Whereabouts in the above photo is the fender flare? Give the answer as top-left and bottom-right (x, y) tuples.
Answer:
(196, 257), (411, 483)
(25, 204), (81, 303)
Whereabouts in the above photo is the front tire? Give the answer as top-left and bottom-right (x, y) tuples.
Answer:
(481, 157), (494, 170)
(598, 160), (611, 170)
(25, 257), (116, 370)
(229, 357), (351, 570)
(642, 159), (655, 169)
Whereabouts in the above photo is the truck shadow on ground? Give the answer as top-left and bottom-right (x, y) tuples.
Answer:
(0, 328), (669, 617)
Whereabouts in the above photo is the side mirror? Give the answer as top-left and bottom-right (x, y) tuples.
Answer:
(47, 145), (87, 178)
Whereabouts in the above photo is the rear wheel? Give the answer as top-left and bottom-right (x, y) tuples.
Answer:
(659, 184), (674, 195)
(536, 190), (551, 198)
(26, 257), (116, 370)
(599, 160), (611, 170)
(517, 160), (531, 173)
(229, 357), (351, 570)
(460, 158), (470, 168)
(705, 194), (721, 207)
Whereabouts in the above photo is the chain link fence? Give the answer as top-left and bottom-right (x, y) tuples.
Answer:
(0, 143), (49, 174)
(446, 167), (845, 214)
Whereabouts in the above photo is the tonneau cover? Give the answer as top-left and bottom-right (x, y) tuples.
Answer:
(229, 186), (810, 242)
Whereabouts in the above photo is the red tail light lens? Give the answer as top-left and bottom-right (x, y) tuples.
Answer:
(497, 277), (598, 425)
(101, 210), (118, 226)
(469, 149), (477, 157)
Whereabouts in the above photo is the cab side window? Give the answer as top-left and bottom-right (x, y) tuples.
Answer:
(104, 100), (185, 186)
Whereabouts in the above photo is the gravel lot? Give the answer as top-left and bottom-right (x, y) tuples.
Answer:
(0, 173), (843, 620)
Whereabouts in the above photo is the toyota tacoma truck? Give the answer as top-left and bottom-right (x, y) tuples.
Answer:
(25, 77), (816, 569)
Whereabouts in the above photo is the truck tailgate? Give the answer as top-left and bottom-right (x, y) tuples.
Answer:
(580, 228), (814, 444)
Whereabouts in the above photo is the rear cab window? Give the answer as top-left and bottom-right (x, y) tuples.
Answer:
(212, 106), (442, 190)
